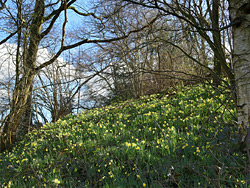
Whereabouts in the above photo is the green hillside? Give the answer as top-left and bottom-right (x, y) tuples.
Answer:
(0, 85), (247, 187)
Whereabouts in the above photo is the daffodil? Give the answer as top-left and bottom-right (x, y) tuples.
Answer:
(53, 178), (60, 184)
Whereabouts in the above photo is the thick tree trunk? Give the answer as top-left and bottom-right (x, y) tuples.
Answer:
(17, 85), (33, 140)
(229, 0), (250, 138)
(0, 73), (35, 151)
(0, 0), (44, 152)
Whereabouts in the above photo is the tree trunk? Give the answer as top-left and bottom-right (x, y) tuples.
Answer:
(0, 0), (44, 152)
(17, 85), (33, 140)
(229, 0), (250, 139)
(0, 73), (35, 151)
(212, 0), (223, 86)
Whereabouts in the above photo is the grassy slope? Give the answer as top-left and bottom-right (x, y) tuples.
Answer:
(0, 85), (247, 187)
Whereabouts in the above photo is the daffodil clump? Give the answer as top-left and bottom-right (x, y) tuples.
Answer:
(0, 84), (247, 187)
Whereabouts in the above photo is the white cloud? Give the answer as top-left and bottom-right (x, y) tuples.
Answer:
(0, 42), (114, 118)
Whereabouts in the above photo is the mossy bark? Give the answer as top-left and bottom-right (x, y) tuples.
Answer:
(0, 0), (44, 152)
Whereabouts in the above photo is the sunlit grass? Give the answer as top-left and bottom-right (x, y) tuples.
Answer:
(0, 84), (247, 187)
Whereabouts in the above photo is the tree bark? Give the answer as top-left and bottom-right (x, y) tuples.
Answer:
(0, 73), (35, 151)
(0, 0), (44, 152)
(212, 0), (222, 86)
(229, 0), (250, 139)
(18, 85), (33, 140)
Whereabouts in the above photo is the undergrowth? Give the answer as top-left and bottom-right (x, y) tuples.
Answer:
(0, 84), (248, 187)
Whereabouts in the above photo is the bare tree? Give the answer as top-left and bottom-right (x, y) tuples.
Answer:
(0, 0), (157, 152)
(120, 0), (234, 91)
(34, 59), (77, 123)
(90, 0), (216, 101)
(118, 0), (250, 142)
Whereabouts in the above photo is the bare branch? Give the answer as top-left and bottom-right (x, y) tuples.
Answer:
(0, 0), (7, 11)
(68, 6), (103, 22)
(0, 30), (18, 45)
(35, 15), (159, 72)
(40, 0), (76, 39)
(61, 0), (68, 48)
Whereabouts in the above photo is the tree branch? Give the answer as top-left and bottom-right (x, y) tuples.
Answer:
(0, 30), (18, 45)
(68, 6), (103, 23)
(35, 15), (159, 72)
(40, 0), (76, 39)
(0, 0), (7, 11)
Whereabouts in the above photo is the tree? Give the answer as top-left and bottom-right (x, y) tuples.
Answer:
(122, 0), (233, 85)
(34, 56), (78, 123)
(91, 0), (209, 101)
(0, 0), (157, 152)
(229, 0), (250, 140)
(119, 0), (250, 142)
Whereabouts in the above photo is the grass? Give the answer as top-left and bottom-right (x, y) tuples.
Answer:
(0, 84), (248, 187)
